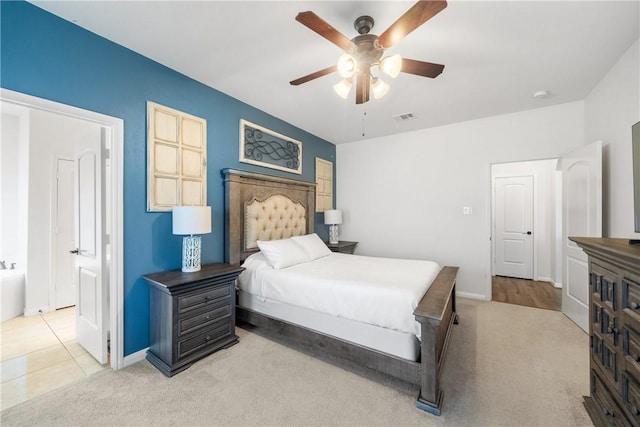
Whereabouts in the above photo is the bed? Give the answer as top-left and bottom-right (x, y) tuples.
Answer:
(223, 168), (458, 415)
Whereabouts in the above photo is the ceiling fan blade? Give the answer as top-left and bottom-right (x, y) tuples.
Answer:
(377, 1), (447, 49)
(355, 72), (370, 104)
(401, 58), (445, 78)
(290, 65), (337, 86)
(296, 11), (356, 52)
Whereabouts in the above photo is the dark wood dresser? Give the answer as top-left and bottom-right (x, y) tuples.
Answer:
(571, 238), (640, 426)
(326, 240), (358, 254)
(143, 263), (244, 377)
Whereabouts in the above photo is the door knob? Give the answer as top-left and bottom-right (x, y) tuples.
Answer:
(523, 231), (532, 235)
(69, 248), (79, 254)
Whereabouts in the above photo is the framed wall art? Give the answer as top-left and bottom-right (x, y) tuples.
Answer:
(240, 119), (302, 174)
(147, 101), (207, 211)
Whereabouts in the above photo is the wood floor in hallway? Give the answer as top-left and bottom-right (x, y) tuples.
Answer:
(492, 275), (562, 311)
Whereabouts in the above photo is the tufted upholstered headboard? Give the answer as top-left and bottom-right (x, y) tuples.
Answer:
(223, 169), (315, 264)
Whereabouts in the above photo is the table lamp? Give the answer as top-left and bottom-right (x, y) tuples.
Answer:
(324, 209), (343, 245)
(172, 206), (212, 272)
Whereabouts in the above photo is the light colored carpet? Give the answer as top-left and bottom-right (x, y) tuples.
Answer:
(1, 298), (592, 426)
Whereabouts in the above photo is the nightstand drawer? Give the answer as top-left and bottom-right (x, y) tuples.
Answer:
(178, 299), (232, 337)
(178, 283), (231, 315)
(177, 319), (233, 360)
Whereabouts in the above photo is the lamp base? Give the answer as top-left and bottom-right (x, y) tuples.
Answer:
(182, 235), (202, 272)
(328, 224), (339, 245)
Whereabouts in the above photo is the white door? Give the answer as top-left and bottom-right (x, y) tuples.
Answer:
(54, 158), (76, 309)
(74, 128), (109, 364)
(494, 176), (534, 279)
(561, 141), (602, 332)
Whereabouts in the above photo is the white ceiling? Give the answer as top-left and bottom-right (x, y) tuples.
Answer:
(31, 1), (639, 145)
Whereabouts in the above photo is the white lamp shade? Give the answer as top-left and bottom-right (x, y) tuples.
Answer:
(172, 206), (212, 235)
(379, 54), (403, 78)
(333, 79), (352, 99)
(337, 53), (356, 79)
(371, 77), (390, 99)
(324, 209), (343, 225)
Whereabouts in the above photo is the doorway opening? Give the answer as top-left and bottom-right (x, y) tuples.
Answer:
(0, 88), (123, 370)
(490, 159), (562, 310)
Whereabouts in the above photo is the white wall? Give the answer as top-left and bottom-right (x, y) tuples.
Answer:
(337, 102), (584, 299)
(585, 38), (640, 238)
(491, 159), (559, 285)
(25, 109), (101, 314)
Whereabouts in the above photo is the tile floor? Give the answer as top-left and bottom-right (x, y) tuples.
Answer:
(0, 307), (108, 411)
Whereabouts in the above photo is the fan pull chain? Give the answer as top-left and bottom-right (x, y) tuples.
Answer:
(362, 111), (367, 137)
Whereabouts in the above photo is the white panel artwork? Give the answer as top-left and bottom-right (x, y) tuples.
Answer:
(315, 158), (333, 212)
(147, 101), (207, 211)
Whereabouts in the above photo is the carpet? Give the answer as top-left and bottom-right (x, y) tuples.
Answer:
(0, 298), (592, 426)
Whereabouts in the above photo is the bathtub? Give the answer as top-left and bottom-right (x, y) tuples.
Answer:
(1, 269), (25, 322)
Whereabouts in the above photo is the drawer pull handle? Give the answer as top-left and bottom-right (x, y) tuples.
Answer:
(205, 335), (211, 341)
(205, 315), (211, 320)
(608, 326), (619, 335)
(633, 302), (640, 310)
(632, 406), (640, 416)
(634, 354), (640, 363)
(603, 409), (613, 417)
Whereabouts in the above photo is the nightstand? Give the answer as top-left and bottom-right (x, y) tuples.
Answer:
(143, 263), (244, 377)
(326, 241), (358, 254)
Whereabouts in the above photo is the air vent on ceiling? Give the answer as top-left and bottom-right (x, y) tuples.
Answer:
(393, 112), (415, 121)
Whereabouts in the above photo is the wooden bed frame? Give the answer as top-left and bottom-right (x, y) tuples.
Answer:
(223, 168), (458, 415)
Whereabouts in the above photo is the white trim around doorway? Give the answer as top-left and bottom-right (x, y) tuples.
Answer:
(1, 88), (125, 370)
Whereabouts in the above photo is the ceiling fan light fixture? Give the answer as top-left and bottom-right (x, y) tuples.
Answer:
(371, 77), (390, 99)
(333, 79), (353, 99)
(337, 53), (357, 79)
(379, 54), (403, 78)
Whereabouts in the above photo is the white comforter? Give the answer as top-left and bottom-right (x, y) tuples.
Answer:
(238, 252), (441, 337)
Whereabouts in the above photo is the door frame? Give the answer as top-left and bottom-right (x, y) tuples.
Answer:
(1, 88), (124, 370)
(49, 154), (75, 310)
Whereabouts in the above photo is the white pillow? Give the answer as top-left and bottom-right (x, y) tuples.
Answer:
(292, 233), (332, 261)
(257, 238), (310, 269)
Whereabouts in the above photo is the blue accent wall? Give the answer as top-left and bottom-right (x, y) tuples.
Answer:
(1, 1), (336, 356)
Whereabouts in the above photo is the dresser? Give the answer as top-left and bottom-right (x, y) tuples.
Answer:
(143, 263), (244, 377)
(326, 240), (358, 254)
(570, 238), (640, 426)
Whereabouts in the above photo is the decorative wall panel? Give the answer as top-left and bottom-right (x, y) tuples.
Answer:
(147, 102), (207, 211)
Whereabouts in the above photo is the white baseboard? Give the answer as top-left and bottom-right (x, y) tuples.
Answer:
(457, 291), (490, 301)
(553, 282), (563, 289)
(123, 347), (148, 367)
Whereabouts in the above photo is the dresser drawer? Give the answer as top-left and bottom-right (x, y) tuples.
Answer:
(177, 318), (233, 360)
(623, 278), (640, 330)
(592, 261), (618, 311)
(623, 326), (640, 365)
(593, 332), (620, 387)
(591, 369), (627, 426)
(178, 283), (231, 315)
(178, 299), (232, 337)
(623, 372), (640, 423)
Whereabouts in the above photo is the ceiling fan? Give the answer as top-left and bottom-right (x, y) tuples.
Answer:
(289, 0), (447, 104)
